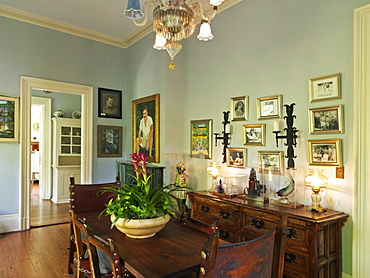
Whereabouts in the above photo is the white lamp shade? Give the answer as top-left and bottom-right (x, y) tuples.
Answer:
(209, 0), (224, 6)
(197, 22), (214, 41)
(153, 35), (167, 50)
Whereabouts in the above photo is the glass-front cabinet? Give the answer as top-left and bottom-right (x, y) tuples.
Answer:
(52, 118), (81, 203)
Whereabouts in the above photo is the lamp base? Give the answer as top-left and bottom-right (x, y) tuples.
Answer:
(307, 205), (327, 213)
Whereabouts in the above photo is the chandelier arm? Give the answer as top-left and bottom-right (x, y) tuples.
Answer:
(199, 3), (217, 21)
(132, 1), (154, 27)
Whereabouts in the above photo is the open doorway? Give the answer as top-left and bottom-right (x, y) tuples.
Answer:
(20, 76), (93, 231)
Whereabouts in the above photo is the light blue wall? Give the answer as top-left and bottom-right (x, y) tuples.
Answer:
(125, 0), (370, 274)
(0, 16), (126, 215)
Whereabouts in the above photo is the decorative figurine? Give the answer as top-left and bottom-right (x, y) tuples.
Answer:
(244, 167), (266, 198)
(276, 168), (295, 203)
(174, 162), (189, 205)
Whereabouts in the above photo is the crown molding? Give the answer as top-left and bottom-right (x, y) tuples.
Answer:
(0, 0), (242, 49)
(0, 5), (127, 48)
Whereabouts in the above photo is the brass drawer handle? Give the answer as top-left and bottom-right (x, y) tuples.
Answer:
(251, 218), (265, 229)
(219, 210), (231, 219)
(201, 205), (210, 213)
(287, 228), (297, 239)
(284, 252), (298, 264)
(219, 229), (230, 240)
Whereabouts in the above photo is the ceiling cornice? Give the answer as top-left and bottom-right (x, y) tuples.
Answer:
(0, 0), (242, 49)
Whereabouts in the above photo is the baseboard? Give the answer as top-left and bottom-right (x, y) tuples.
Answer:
(0, 214), (20, 233)
(342, 272), (352, 278)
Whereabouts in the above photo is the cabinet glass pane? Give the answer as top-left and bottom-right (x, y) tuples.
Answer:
(61, 146), (70, 154)
(61, 136), (71, 145)
(72, 146), (81, 154)
(72, 137), (81, 145)
(61, 126), (71, 135)
(72, 127), (81, 136)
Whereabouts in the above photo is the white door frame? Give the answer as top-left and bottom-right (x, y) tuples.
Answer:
(20, 76), (93, 230)
(31, 96), (52, 200)
(353, 4), (370, 277)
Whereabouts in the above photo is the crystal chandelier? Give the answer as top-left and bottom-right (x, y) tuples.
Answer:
(124, 0), (224, 70)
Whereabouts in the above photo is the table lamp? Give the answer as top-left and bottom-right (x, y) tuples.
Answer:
(304, 169), (328, 212)
(207, 162), (221, 192)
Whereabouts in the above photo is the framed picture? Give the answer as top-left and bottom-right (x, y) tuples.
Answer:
(230, 96), (248, 121)
(97, 125), (122, 157)
(98, 88), (122, 119)
(226, 148), (247, 168)
(0, 95), (19, 143)
(257, 95), (282, 120)
(309, 73), (340, 102)
(258, 151), (284, 175)
(243, 124), (265, 146)
(309, 105), (344, 134)
(190, 119), (212, 159)
(307, 139), (342, 166)
(132, 94), (160, 162)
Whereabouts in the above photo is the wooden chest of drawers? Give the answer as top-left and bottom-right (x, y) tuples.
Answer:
(188, 191), (348, 278)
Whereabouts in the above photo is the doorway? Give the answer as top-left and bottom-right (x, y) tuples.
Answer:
(20, 76), (93, 231)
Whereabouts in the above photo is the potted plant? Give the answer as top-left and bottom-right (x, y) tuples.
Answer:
(101, 153), (191, 239)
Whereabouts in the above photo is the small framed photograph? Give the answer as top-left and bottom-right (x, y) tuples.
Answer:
(258, 151), (284, 175)
(190, 119), (212, 159)
(98, 88), (122, 119)
(309, 73), (340, 102)
(309, 105), (344, 134)
(308, 139), (342, 166)
(133, 94), (160, 163)
(243, 124), (265, 146)
(0, 95), (19, 143)
(257, 95), (282, 120)
(226, 148), (247, 169)
(97, 125), (122, 157)
(230, 96), (248, 121)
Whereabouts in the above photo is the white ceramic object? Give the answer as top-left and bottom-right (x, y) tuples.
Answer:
(53, 109), (65, 117)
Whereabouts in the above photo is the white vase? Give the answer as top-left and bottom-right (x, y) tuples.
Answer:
(111, 214), (170, 239)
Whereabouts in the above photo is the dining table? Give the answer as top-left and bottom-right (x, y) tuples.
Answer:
(79, 212), (214, 278)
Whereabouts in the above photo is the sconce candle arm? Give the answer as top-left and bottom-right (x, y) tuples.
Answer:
(214, 111), (231, 163)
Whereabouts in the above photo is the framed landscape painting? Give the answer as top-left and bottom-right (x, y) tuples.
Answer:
(258, 151), (284, 175)
(309, 105), (344, 134)
(308, 139), (342, 166)
(132, 94), (160, 163)
(190, 119), (212, 159)
(0, 95), (19, 143)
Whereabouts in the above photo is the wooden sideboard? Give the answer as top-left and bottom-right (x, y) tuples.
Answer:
(187, 191), (348, 278)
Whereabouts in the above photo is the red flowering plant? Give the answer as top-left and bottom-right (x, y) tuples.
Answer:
(101, 153), (191, 226)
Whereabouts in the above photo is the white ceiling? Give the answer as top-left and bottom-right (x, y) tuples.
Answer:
(0, 0), (241, 48)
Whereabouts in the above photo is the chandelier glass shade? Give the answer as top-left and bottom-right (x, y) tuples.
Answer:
(124, 0), (223, 69)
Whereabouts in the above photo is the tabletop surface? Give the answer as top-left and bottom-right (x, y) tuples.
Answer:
(81, 212), (210, 278)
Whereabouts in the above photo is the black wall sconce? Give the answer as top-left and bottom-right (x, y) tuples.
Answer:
(214, 111), (231, 163)
(272, 103), (298, 169)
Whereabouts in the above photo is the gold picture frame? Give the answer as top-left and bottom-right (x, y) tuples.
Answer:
(308, 139), (342, 166)
(258, 151), (284, 175)
(97, 125), (122, 157)
(309, 73), (341, 102)
(226, 148), (247, 169)
(190, 119), (212, 159)
(243, 124), (265, 146)
(309, 105), (344, 134)
(230, 96), (248, 121)
(132, 94), (160, 163)
(257, 95), (283, 120)
(0, 95), (19, 143)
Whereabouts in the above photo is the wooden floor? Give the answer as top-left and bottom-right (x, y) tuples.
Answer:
(0, 223), (73, 277)
(31, 184), (70, 227)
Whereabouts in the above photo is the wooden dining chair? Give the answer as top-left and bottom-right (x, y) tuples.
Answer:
(198, 213), (288, 278)
(68, 177), (119, 274)
(179, 203), (219, 234)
